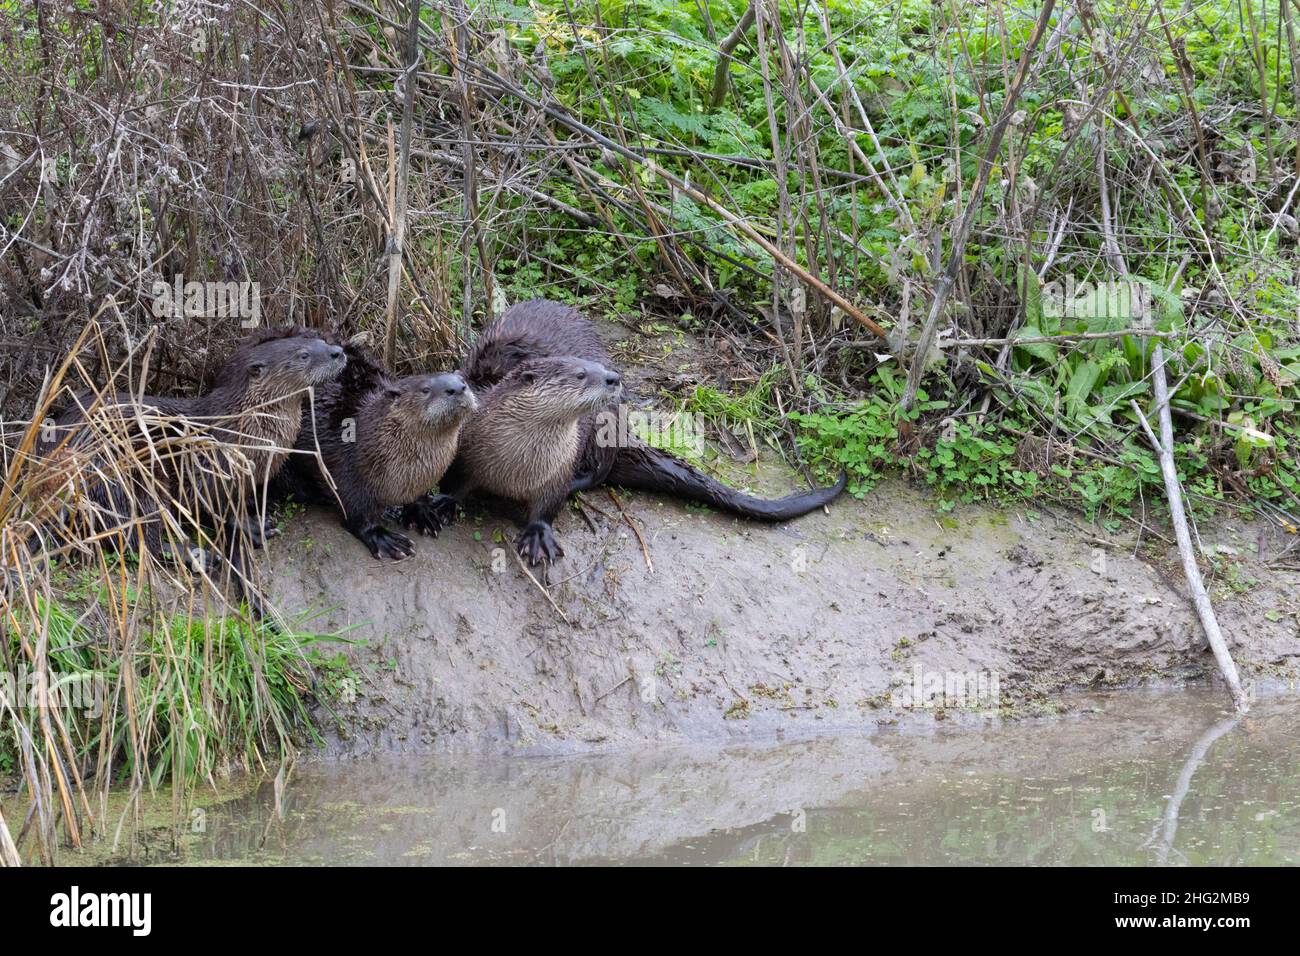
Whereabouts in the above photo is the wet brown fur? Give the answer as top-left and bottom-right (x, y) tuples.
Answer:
(35, 330), (346, 609)
(281, 362), (476, 560)
(433, 299), (846, 564)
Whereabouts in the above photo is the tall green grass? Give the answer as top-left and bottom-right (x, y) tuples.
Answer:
(0, 317), (351, 865)
(4, 592), (349, 791)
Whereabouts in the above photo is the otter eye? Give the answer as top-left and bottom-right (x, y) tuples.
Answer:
(575, 371), (586, 381)
(297, 350), (309, 360)
(421, 386), (432, 395)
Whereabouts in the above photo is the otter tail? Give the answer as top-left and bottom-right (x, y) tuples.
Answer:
(606, 444), (847, 521)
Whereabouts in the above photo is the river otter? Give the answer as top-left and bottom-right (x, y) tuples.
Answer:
(280, 365), (476, 560)
(35, 331), (346, 592)
(418, 299), (847, 564)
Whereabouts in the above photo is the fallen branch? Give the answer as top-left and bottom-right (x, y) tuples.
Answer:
(510, 545), (571, 625)
(606, 488), (653, 573)
(641, 156), (889, 342)
(594, 675), (632, 706)
(1130, 363), (1249, 714)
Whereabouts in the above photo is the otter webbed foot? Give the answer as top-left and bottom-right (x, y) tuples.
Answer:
(516, 521), (564, 565)
(357, 524), (416, 561)
(398, 494), (459, 537)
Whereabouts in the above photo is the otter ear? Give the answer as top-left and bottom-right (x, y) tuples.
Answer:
(519, 370), (537, 385)
(248, 361), (267, 379)
(386, 387), (401, 399)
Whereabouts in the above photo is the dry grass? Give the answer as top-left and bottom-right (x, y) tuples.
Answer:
(1, 309), (336, 865)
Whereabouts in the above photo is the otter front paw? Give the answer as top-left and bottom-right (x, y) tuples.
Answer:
(359, 525), (416, 561)
(227, 510), (279, 548)
(162, 543), (217, 574)
(399, 494), (459, 537)
(516, 522), (564, 565)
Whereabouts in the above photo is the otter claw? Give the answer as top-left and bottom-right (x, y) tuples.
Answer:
(247, 524), (280, 548)
(227, 511), (278, 549)
(361, 525), (416, 561)
(399, 495), (458, 538)
(516, 522), (564, 565)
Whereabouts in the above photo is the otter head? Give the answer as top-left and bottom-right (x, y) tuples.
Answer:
(503, 356), (622, 422)
(224, 335), (347, 404)
(384, 372), (478, 430)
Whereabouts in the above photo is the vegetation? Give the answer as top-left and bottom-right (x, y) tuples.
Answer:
(0, 320), (351, 864)
(2, 591), (343, 789)
(2, 0), (1299, 857)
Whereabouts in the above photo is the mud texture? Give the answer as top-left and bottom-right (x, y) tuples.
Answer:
(266, 473), (1300, 756)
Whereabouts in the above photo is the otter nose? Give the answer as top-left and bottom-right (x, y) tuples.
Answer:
(431, 373), (468, 397)
(605, 371), (622, 387)
(328, 346), (344, 360)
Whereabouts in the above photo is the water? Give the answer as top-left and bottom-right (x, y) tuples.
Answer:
(158, 689), (1300, 865)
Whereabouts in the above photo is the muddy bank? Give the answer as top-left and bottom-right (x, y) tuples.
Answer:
(264, 474), (1300, 756)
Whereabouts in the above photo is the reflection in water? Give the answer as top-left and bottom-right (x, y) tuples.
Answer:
(118, 689), (1300, 866)
(1149, 716), (1239, 866)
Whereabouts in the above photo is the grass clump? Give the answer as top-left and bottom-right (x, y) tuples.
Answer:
(0, 320), (353, 865)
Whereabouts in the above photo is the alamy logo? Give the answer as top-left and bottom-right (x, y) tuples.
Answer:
(49, 886), (151, 936)
(593, 406), (704, 455)
(891, 664), (1000, 715)
(151, 275), (260, 327)
(0, 668), (105, 718)
(1041, 276), (1154, 326)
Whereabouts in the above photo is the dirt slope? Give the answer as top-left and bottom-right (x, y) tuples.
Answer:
(265, 476), (1300, 756)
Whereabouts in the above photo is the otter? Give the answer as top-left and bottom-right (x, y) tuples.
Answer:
(278, 362), (476, 560)
(418, 299), (847, 564)
(35, 331), (346, 596)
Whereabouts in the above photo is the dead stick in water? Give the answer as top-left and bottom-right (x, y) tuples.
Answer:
(1129, 366), (1249, 713)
